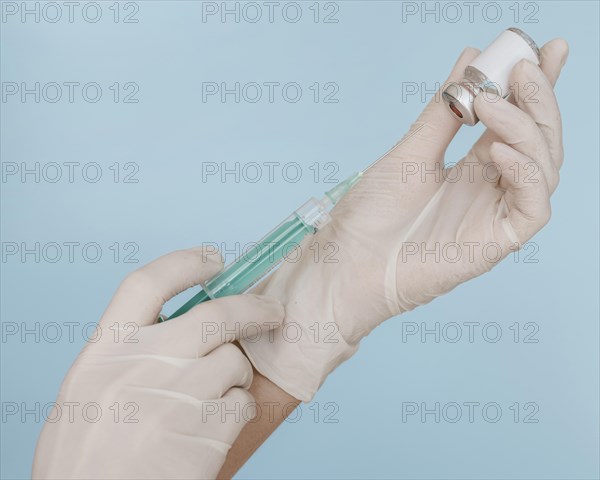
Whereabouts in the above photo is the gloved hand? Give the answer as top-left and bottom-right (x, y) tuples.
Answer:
(32, 248), (284, 480)
(241, 39), (569, 402)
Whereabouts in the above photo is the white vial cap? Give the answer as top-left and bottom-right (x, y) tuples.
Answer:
(470, 28), (541, 94)
(442, 28), (541, 126)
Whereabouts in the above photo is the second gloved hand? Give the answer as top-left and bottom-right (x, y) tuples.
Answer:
(241, 39), (569, 402)
(33, 248), (284, 480)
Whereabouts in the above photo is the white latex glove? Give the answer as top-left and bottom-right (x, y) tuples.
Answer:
(32, 247), (284, 480)
(241, 39), (569, 402)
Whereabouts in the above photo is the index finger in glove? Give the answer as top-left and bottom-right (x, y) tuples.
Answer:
(372, 47), (481, 176)
(150, 294), (284, 358)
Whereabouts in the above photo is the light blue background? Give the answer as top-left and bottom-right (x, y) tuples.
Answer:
(1, 1), (598, 478)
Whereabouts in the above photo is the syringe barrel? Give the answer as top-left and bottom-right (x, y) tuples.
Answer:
(202, 213), (313, 298)
(165, 203), (321, 320)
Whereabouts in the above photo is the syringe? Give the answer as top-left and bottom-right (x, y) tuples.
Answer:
(161, 172), (362, 321)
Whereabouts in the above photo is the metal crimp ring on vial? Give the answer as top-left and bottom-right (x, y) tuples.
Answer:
(442, 65), (504, 126)
(442, 80), (484, 126)
(508, 27), (542, 63)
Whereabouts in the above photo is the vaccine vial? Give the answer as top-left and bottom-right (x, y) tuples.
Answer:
(442, 27), (541, 126)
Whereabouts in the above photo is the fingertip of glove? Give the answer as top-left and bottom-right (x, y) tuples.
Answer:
(473, 91), (503, 117)
(461, 46), (480, 57)
(513, 57), (539, 75)
(188, 246), (224, 266)
(452, 47), (480, 72)
(543, 38), (570, 67)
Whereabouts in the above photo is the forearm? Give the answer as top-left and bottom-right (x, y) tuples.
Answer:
(218, 366), (300, 479)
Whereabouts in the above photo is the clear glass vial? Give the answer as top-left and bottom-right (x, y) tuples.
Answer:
(442, 27), (541, 126)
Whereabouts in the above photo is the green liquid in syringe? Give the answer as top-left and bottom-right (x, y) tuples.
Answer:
(167, 214), (313, 320)
(164, 171), (363, 322)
